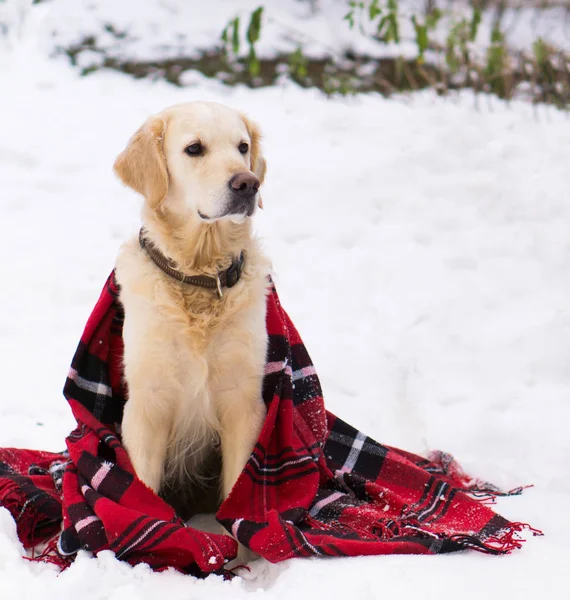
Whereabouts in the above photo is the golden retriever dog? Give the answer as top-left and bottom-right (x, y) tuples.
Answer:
(113, 102), (270, 527)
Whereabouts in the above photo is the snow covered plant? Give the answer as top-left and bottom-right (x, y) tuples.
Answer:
(14, 0), (566, 107)
(217, 1), (568, 106)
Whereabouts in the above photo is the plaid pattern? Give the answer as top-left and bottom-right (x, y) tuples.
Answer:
(0, 272), (536, 574)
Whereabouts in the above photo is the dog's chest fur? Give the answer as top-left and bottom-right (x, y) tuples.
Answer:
(116, 236), (269, 497)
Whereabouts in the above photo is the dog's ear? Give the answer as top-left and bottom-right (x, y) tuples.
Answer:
(241, 114), (266, 209)
(114, 116), (168, 209)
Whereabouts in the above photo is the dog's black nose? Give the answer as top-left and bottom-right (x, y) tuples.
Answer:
(228, 172), (260, 199)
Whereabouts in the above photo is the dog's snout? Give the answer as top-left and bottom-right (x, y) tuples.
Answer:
(229, 172), (260, 199)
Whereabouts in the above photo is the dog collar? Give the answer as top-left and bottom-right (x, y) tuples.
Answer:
(138, 229), (244, 298)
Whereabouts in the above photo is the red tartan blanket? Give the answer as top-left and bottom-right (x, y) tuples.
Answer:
(0, 273), (538, 575)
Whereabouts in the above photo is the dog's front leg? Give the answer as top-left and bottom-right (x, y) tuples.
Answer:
(217, 379), (266, 501)
(121, 384), (171, 494)
(217, 385), (265, 565)
(120, 307), (175, 494)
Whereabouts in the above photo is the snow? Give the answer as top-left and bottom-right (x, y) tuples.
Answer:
(1, 2), (570, 599)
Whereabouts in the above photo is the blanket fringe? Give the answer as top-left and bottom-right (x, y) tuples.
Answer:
(24, 535), (69, 570)
(427, 451), (536, 504)
(369, 513), (542, 555)
(451, 521), (543, 555)
(466, 485), (534, 505)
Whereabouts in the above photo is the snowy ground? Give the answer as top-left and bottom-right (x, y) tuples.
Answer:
(1, 11), (570, 600)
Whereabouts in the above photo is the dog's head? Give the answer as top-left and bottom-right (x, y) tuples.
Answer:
(114, 102), (266, 223)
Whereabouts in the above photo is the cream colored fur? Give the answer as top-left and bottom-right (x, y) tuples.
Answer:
(113, 102), (270, 519)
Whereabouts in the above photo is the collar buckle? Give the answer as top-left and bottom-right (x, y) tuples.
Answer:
(216, 275), (223, 299)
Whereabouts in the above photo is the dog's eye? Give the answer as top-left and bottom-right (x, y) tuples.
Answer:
(238, 142), (249, 154)
(185, 142), (204, 156)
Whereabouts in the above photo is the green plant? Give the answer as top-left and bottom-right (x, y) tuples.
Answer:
(368, 0), (382, 21)
(344, 0), (399, 43)
(289, 46), (309, 80)
(344, 0), (382, 32)
(246, 7), (264, 77)
(344, 1), (364, 30)
(376, 0), (399, 44)
(533, 37), (550, 68)
(444, 7), (480, 74)
(411, 8), (441, 63)
(469, 6), (481, 42)
(220, 6), (264, 78)
(484, 24), (508, 96)
(220, 16), (240, 56)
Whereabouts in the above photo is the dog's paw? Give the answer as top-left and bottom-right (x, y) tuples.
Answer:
(224, 543), (258, 572)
